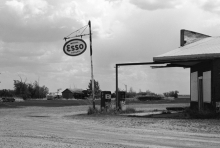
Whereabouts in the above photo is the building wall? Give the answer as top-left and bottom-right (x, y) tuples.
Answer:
(191, 61), (212, 76)
(213, 59), (220, 103)
(203, 71), (211, 103)
(191, 71), (198, 102)
(190, 60), (214, 111)
(62, 90), (74, 99)
(62, 89), (86, 99)
(73, 93), (84, 99)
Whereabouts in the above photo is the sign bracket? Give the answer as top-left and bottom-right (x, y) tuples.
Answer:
(63, 20), (96, 109)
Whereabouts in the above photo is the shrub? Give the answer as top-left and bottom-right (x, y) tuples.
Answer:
(87, 106), (99, 115)
(184, 108), (219, 119)
(162, 110), (171, 114)
(126, 92), (136, 98)
(136, 95), (162, 101)
(163, 90), (179, 98)
(125, 98), (139, 104)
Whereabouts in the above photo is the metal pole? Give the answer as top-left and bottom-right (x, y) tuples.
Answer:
(116, 64), (118, 109)
(89, 20), (95, 109)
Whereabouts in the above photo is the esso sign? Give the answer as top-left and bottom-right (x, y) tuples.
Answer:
(63, 39), (87, 56)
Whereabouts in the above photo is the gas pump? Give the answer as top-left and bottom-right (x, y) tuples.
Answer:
(118, 91), (126, 110)
(101, 91), (112, 110)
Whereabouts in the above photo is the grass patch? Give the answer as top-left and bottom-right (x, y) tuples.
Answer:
(125, 97), (190, 104)
(87, 106), (138, 115)
(184, 108), (220, 119)
(87, 106), (99, 115)
(0, 99), (101, 108)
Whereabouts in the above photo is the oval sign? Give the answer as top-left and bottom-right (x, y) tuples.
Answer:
(63, 38), (87, 56)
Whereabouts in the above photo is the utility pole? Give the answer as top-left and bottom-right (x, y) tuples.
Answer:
(88, 20), (95, 109)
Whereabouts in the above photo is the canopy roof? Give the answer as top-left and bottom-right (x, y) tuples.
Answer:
(154, 36), (220, 62)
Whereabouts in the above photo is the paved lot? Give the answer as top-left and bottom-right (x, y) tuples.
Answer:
(0, 103), (220, 148)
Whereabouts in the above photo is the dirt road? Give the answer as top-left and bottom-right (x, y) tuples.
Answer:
(0, 104), (220, 148)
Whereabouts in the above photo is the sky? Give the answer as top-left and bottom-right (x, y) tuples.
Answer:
(0, 0), (220, 95)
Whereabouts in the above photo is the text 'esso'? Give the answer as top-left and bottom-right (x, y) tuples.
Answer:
(63, 39), (87, 56)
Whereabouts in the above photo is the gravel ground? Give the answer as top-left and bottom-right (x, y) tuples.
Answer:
(1, 103), (220, 148)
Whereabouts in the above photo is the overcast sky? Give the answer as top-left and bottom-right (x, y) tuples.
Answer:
(0, 0), (220, 94)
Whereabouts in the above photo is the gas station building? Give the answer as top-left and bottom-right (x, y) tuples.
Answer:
(116, 30), (220, 112)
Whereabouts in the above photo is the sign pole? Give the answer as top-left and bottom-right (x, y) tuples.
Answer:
(116, 64), (118, 109)
(88, 20), (95, 109)
(63, 21), (94, 109)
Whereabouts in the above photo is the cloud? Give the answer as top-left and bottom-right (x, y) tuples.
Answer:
(0, 0), (217, 94)
(201, 0), (220, 14)
(129, 0), (181, 10)
(1, 0), (131, 91)
(5, 0), (49, 15)
(1, 0), (130, 43)
(1, 0), (84, 42)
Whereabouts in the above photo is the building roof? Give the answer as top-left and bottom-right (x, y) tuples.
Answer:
(62, 88), (84, 94)
(153, 36), (220, 62)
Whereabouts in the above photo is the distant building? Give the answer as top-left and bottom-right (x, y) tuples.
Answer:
(46, 92), (62, 100)
(62, 88), (88, 99)
(46, 92), (56, 100)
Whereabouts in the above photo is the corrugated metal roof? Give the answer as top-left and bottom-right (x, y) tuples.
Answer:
(154, 36), (220, 62)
